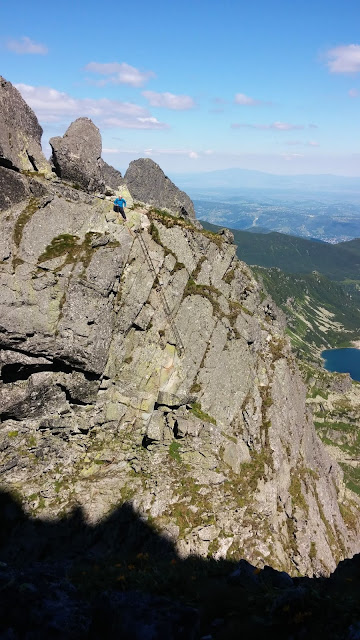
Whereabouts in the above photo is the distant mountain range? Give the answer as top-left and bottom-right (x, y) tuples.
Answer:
(173, 168), (360, 194)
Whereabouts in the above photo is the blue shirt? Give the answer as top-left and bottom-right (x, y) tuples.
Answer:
(114, 197), (126, 207)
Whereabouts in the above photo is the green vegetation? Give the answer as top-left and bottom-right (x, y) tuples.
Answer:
(201, 220), (360, 358)
(148, 220), (185, 273)
(223, 267), (235, 284)
(201, 220), (360, 283)
(37, 234), (80, 263)
(255, 267), (360, 358)
(169, 441), (182, 463)
(183, 278), (222, 315)
(12, 198), (40, 268)
(148, 208), (223, 247)
(190, 402), (217, 425)
(37, 231), (113, 273)
(340, 464), (360, 496)
(289, 471), (309, 516)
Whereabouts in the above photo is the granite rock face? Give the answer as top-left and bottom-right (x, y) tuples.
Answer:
(0, 177), (359, 577)
(50, 118), (104, 193)
(125, 158), (196, 221)
(1, 84), (360, 579)
(0, 75), (51, 174)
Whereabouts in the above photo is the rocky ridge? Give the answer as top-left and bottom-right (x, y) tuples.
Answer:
(0, 76), (360, 580)
(125, 157), (196, 222)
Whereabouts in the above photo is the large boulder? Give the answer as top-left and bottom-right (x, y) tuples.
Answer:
(50, 118), (104, 193)
(124, 158), (196, 221)
(0, 75), (51, 174)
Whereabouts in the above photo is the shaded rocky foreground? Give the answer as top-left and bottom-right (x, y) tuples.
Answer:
(1, 490), (360, 640)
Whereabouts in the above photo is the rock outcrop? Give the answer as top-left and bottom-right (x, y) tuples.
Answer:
(125, 157), (196, 221)
(50, 118), (105, 193)
(99, 158), (124, 191)
(0, 77), (359, 581)
(0, 75), (51, 174)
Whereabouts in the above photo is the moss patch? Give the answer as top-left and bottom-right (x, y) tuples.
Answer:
(37, 231), (109, 274)
(190, 402), (217, 425)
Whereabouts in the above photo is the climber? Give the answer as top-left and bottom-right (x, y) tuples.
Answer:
(113, 195), (127, 221)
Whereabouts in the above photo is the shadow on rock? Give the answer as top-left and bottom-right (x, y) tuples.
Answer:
(0, 489), (360, 639)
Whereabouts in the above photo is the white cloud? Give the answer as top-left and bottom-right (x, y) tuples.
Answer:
(235, 93), (263, 106)
(231, 121), (304, 131)
(6, 36), (48, 55)
(15, 84), (168, 130)
(142, 147), (201, 159)
(349, 88), (359, 97)
(85, 62), (155, 87)
(281, 153), (304, 160)
(142, 91), (195, 110)
(272, 121), (303, 130)
(327, 44), (360, 73)
(204, 149), (214, 155)
(285, 140), (301, 145)
(308, 140), (320, 147)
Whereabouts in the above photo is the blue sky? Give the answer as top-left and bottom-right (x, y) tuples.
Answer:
(2, 0), (360, 175)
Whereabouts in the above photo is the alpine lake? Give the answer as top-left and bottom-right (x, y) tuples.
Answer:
(322, 348), (360, 383)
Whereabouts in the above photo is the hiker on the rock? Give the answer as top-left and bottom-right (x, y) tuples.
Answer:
(113, 195), (127, 221)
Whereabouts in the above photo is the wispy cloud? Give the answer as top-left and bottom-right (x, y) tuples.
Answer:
(15, 84), (168, 129)
(231, 121), (304, 131)
(349, 88), (359, 98)
(326, 44), (360, 73)
(6, 36), (48, 55)
(285, 140), (320, 147)
(309, 123), (318, 129)
(85, 62), (155, 87)
(234, 93), (270, 106)
(281, 152), (304, 160)
(142, 91), (195, 110)
(144, 148), (203, 159)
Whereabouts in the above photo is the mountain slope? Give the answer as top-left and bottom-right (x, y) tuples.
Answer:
(0, 176), (359, 576)
(201, 221), (360, 282)
(254, 268), (360, 358)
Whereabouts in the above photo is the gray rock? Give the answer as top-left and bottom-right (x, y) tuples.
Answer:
(99, 158), (124, 190)
(175, 416), (204, 438)
(218, 228), (234, 243)
(0, 166), (29, 211)
(157, 391), (193, 408)
(197, 525), (218, 541)
(124, 158), (195, 221)
(223, 440), (251, 473)
(146, 411), (165, 441)
(50, 118), (104, 193)
(0, 75), (51, 174)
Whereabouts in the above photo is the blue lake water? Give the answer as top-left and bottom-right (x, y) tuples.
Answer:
(321, 348), (360, 382)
